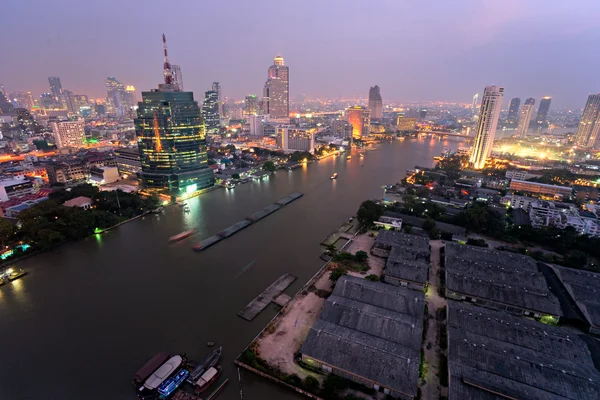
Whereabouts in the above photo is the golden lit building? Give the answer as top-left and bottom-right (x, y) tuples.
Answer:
(346, 106), (370, 140)
(397, 116), (417, 131)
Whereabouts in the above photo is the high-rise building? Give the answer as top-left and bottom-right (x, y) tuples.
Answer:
(263, 55), (289, 119)
(48, 77), (62, 100)
(470, 85), (504, 169)
(9, 91), (35, 110)
(62, 90), (76, 113)
(135, 34), (214, 194)
(535, 96), (552, 128)
(0, 91), (13, 114)
(472, 93), (479, 114)
(277, 127), (315, 153)
(397, 116), (417, 131)
(39, 93), (54, 109)
(574, 94), (600, 148)
(331, 120), (353, 140)
(247, 115), (264, 137)
(507, 97), (521, 124)
(346, 106), (371, 140)
(50, 119), (86, 148)
(172, 65), (183, 91)
(122, 86), (136, 116)
(202, 90), (220, 134)
(105, 77), (126, 117)
(244, 95), (259, 115)
(368, 85), (383, 121)
(73, 94), (89, 114)
(212, 82), (223, 120)
(418, 108), (427, 122)
(516, 98), (535, 139)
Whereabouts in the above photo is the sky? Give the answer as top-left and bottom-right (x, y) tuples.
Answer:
(2, 0), (600, 108)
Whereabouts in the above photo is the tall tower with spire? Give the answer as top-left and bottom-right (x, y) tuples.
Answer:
(134, 34), (214, 194)
(263, 54), (289, 119)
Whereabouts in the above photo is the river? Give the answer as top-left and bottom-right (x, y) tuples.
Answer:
(0, 137), (465, 400)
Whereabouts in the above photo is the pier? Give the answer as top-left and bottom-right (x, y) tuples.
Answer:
(238, 273), (297, 321)
(193, 192), (303, 252)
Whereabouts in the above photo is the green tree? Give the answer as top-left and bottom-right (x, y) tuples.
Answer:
(263, 161), (276, 172)
(356, 200), (383, 227)
(303, 376), (320, 392)
(403, 225), (413, 234)
(232, 173), (240, 179)
(354, 250), (368, 262)
(329, 267), (347, 282)
(365, 274), (379, 282)
(0, 218), (14, 246)
(423, 218), (436, 232)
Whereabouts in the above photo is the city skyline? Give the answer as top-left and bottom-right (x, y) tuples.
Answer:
(3, 1), (600, 108)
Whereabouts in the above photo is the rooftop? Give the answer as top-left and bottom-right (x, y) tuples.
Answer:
(385, 246), (429, 284)
(551, 266), (600, 330)
(447, 300), (600, 400)
(374, 229), (430, 250)
(300, 276), (424, 397)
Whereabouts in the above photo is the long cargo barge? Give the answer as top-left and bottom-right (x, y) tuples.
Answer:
(192, 192), (303, 252)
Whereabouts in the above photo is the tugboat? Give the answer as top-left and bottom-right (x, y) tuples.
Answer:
(196, 366), (223, 393)
(187, 346), (222, 385)
(330, 173), (338, 180)
(169, 230), (196, 242)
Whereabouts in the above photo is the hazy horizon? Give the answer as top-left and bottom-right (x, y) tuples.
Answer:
(3, 0), (600, 108)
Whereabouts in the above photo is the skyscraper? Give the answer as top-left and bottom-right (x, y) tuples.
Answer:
(574, 94), (600, 148)
(135, 34), (214, 194)
(105, 77), (125, 117)
(507, 97), (521, 125)
(122, 86), (136, 116)
(48, 77), (62, 98)
(62, 90), (76, 113)
(202, 90), (220, 134)
(535, 96), (552, 128)
(212, 82), (223, 119)
(50, 119), (85, 148)
(172, 65), (183, 91)
(346, 106), (371, 140)
(9, 91), (34, 110)
(263, 55), (289, 119)
(368, 85), (383, 121)
(244, 95), (259, 115)
(516, 98), (535, 139)
(470, 85), (504, 169)
(472, 93), (479, 114)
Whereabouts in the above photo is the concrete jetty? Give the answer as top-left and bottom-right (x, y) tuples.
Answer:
(238, 273), (297, 321)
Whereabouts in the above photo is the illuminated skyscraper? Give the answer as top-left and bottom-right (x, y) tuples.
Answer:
(263, 55), (289, 118)
(535, 96), (552, 128)
(172, 65), (183, 91)
(202, 90), (220, 133)
(472, 93), (479, 114)
(9, 91), (35, 110)
(212, 82), (223, 119)
(122, 86), (136, 116)
(469, 85), (503, 169)
(516, 98), (535, 139)
(507, 97), (520, 124)
(346, 106), (371, 140)
(368, 85), (383, 121)
(244, 95), (259, 115)
(574, 94), (600, 148)
(50, 119), (85, 148)
(48, 77), (62, 98)
(135, 34), (214, 193)
(105, 77), (126, 117)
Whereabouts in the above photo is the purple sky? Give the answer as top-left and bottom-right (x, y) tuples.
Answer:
(2, 0), (600, 108)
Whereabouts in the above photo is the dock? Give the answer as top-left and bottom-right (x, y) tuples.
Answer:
(238, 273), (297, 321)
(192, 192), (303, 252)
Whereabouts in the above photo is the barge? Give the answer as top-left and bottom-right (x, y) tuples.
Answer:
(0, 268), (27, 285)
(275, 192), (303, 206)
(193, 236), (223, 252)
(169, 230), (196, 242)
(247, 204), (281, 222)
(216, 220), (251, 238)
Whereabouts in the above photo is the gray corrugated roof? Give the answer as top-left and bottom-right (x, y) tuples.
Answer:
(385, 252), (429, 284)
(551, 266), (600, 329)
(374, 230), (430, 250)
(447, 301), (600, 400)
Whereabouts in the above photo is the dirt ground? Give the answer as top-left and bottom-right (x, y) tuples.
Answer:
(346, 233), (384, 277)
(257, 265), (333, 378)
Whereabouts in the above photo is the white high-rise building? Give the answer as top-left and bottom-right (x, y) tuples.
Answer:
(516, 98), (535, 139)
(263, 55), (289, 119)
(51, 119), (85, 148)
(212, 82), (223, 120)
(248, 115), (264, 137)
(172, 65), (183, 91)
(469, 85), (503, 169)
(472, 93), (479, 114)
(277, 127), (314, 153)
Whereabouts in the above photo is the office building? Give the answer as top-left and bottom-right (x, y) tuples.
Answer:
(9, 91), (34, 110)
(0, 179), (35, 202)
(469, 85), (503, 169)
(346, 106), (371, 140)
(114, 147), (142, 177)
(516, 97), (535, 138)
(397, 116), (417, 131)
(212, 82), (223, 119)
(300, 276), (424, 399)
(50, 119), (86, 148)
(45, 160), (88, 184)
(244, 95), (259, 115)
(418, 108), (427, 121)
(134, 34), (214, 194)
(509, 179), (572, 198)
(62, 90), (76, 113)
(278, 127), (314, 153)
(368, 85), (383, 121)
(574, 94), (600, 148)
(471, 93), (478, 114)
(331, 120), (353, 140)
(202, 90), (220, 134)
(39, 93), (55, 109)
(122, 86), (136, 112)
(73, 94), (89, 113)
(263, 55), (289, 118)
(48, 76), (63, 107)
(535, 96), (552, 128)
(172, 65), (183, 91)
(506, 97), (520, 124)
(105, 77), (125, 117)
(0, 91), (14, 114)
(247, 115), (264, 137)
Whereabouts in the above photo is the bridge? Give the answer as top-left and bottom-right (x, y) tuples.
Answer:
(416, 130), (473, 138)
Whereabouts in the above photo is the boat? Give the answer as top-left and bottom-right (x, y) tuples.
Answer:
(187, 346), (222, 384)
(139, 355), (183, 397)
(152, 207), (164, 214)
(346, 155), (352, 160)
(0, 268), (27, 284)
(178, 202), (187, 207)
(169, 230), (196, 242)
(225, 182), (235, 189)
(196, 366), (222, 393)
(330, 173), (338, 180)
(184, 206), (191, 212)
(158, 368), (189, 397)
(132, 352), (170, 388)
(360, 153), (364, 158)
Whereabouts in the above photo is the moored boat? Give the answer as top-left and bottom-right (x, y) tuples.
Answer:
(186, 346), (222, 384)
(169, 230), (196, 242)
(138, 355), (184, 398)
(330, 173), (338, 180)
(158, 368), (189, 397)
(132, 351), (170, 388)
(196, 366), (222, 393)
(346, 155), (352, 160)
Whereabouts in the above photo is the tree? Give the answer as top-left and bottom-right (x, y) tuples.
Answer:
(303, 376), (320, 392)
(423, 218), (436, 232)
(403, 225), (413, 234)
(329, 267), (347, 282)
(324, 243), (337, 255)
(365, 274), (379, 282)
(263, 161), (276, 172)
(0, 218), (14, 246)
(354, 250), (368, 262)
(232, 173), (240, 179)
(356, 200), (383, 227)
